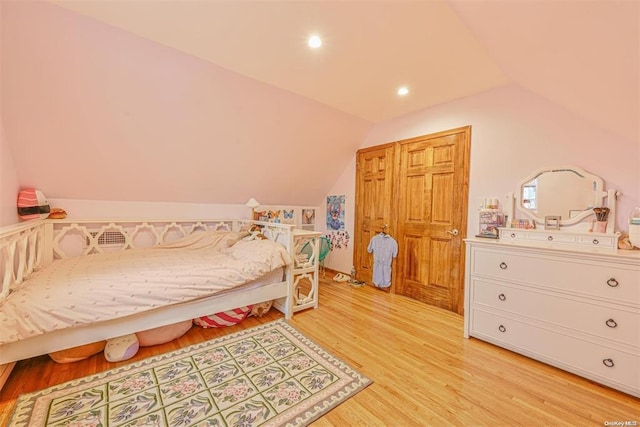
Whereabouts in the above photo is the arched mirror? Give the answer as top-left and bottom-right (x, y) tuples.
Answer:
(516, 165), (605, 226)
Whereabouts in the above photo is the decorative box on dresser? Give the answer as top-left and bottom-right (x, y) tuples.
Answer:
(464, 237), (639, 397)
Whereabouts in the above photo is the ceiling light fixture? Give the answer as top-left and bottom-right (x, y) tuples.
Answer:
(308, 35), (322, 49)
(397, 86), (409, 96)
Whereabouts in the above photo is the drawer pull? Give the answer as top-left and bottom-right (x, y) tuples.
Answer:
(605, 319), (618, 328)
(499, 262), (508, 270)
(498, 325), (506, 333)
(547, 235), (554, 241)
(602, 358), (615, 368)
(592, 239), (599, 245)
(498, 293), (506, 301)
(606, 278), (619, 287)
(510, 233), (516, 238)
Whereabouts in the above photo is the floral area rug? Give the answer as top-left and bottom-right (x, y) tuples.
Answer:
(8, 320), (371, 426)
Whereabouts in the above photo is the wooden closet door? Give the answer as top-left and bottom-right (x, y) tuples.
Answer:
(395, 126), (470, 314)
(353, 143), (396, 286)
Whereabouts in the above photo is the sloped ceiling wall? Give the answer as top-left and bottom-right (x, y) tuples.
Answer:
(48, 0), (511, 124)
(1, 1), (371, 206)
(449, 0), (639, 144)
(46, 0), (638, 142)
(1, 0), (637, 209)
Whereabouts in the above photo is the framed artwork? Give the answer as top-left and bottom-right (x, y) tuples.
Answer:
(302, 209), (315, 225)
(326, 195), (345, 231)
(282, 209), (295, 224)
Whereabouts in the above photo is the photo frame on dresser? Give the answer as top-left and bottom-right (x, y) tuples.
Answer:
(544, 215), (561, 230)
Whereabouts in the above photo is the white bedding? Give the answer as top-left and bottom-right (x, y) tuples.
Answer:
(0, 231), (291, 345)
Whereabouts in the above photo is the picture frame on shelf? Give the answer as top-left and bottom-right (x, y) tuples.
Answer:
(301, 208), (315, 230)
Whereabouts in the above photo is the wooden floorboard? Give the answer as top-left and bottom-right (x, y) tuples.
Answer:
(0, 279), (638, 426)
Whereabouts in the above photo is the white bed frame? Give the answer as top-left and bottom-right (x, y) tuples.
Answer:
(0, 218), (321, 389)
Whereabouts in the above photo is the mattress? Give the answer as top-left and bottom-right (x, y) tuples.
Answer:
(0, 231), (291, 345)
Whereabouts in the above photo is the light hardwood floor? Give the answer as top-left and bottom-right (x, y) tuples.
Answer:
(1, 278), (638, 426)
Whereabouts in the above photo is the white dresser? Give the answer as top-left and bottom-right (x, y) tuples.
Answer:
(464, 238), (640, 397)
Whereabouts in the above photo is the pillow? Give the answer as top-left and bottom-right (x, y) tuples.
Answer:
(136, 320), (192, 347)
(49, 341), (106, 364)
(193, 306), (252, 328)
(156, 230), (242, 251)
(17, 188), (50, 220)
(225, 240), (292, 269)
(104, 334), (139, 362)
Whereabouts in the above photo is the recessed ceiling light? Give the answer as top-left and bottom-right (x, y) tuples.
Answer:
(308, 35), (322, 49)
(397, 86), (409, 96)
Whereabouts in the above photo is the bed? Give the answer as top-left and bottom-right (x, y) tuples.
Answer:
(0, 218), (321, 389)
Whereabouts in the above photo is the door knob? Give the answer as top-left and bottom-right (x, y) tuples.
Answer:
(446, 229), (459, 236)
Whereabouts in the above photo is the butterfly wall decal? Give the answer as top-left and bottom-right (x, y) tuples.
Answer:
(281, 209), (295, 224)
(268, 210), (281, 223)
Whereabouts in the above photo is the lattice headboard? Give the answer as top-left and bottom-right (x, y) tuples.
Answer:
(0, 218), (296, 301)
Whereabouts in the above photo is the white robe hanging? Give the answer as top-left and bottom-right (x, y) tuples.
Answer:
(367, 233), (398, 288)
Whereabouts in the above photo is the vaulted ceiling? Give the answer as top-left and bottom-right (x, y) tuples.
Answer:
(50, 0), (638, 141)
(2, 1), (637, 207)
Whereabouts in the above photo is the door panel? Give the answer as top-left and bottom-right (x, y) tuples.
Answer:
(432, 173), (454, 223)
(354, 144), (395, 286)
(353, 127), (470, 313)
(396, 128), (470, 313)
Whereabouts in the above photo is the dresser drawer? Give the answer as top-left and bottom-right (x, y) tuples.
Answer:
(471, 249), (639, 305)
(577, 235), (616, 247)
(470, 309), (640, 395)
(499, 229), (618, 250)
(526, 231), (577, 244)
(471, 278), (640, 347)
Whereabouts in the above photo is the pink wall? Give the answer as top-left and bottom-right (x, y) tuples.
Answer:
(324, 84), (639, 272)
(3, 1), (637, 254)
(449, 0), (639, 144)
(0, 120), (20, 227)
(0, 0), (20, 227)
(365, 83), (638, 229)
(1, 1), (371, 208)
(321, 159), (356, 274)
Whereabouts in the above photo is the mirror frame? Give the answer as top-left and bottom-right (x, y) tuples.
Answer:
(515, 165), (605, 226)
